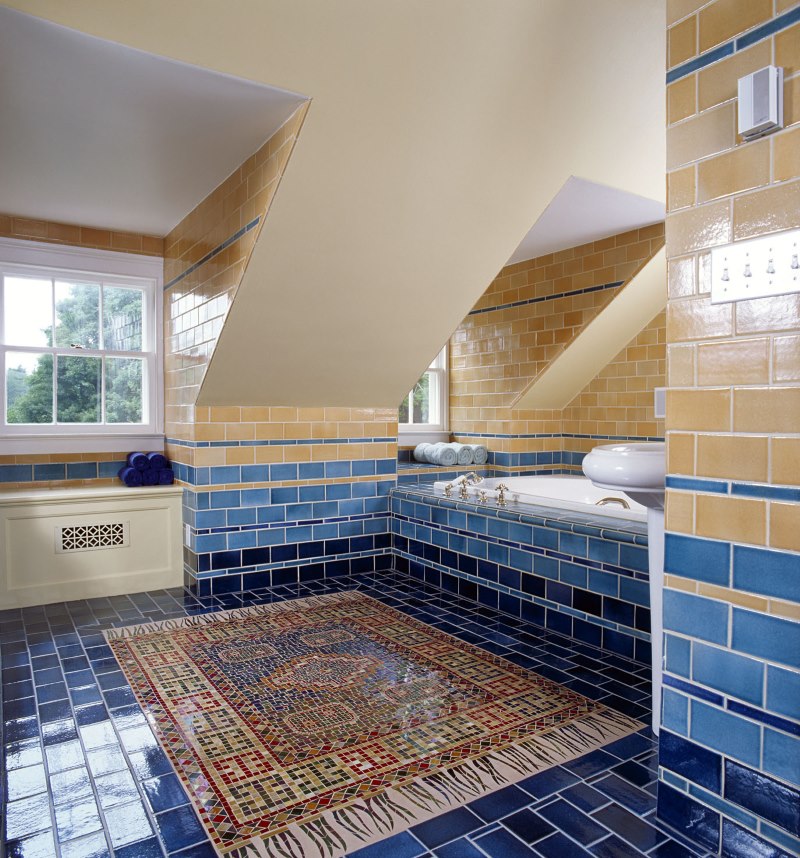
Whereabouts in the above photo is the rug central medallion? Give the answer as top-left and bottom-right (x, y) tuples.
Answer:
(106, 591), (641, 857)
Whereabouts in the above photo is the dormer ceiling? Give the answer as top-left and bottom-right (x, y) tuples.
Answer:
(2, 0), (666, 409)
(0, 5), (306, 235)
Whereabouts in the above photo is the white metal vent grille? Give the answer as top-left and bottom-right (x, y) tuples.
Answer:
(56, 522), (129, 553)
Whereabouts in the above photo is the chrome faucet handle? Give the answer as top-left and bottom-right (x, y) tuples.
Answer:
(496, 483), (509, 507)
(444, 483), (453, 498)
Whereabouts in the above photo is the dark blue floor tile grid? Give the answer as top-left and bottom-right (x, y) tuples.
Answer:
(3, 571), (705, 858)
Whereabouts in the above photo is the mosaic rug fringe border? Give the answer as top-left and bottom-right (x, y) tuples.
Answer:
(228, 706), (640, 858)
(104, 591), (643, 858)
(102, 591), (348, 641)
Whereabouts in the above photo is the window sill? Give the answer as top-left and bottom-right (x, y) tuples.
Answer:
(397, 428), (450, 446)
(0, 433), (166, 455)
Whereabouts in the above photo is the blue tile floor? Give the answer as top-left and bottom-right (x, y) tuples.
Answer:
(1, 570), (713, 858)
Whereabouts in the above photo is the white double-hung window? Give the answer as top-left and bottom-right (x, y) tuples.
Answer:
(0, 238), (163, 453)
(398, 345), (448, 443)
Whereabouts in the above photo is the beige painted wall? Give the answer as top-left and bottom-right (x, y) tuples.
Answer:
(8, 0), (665, 408)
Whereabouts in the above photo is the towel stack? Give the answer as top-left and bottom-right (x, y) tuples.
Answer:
(413, 442), (488, 467)
(119, 451), (174, 487)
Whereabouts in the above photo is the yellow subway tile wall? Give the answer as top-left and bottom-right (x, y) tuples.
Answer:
(660, 2), (800, 853)
(449, 226), (665, 473)
(0, 213), (164, 256)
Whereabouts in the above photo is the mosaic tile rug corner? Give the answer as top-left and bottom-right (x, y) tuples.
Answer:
(104, 590), (642, 857)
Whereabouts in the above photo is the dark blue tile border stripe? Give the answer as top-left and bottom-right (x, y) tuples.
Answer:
(467, 280), (623, 316)
(666, 474), (800, 503)
(163, 217), (261, 291)
(667, 4), (800, 83)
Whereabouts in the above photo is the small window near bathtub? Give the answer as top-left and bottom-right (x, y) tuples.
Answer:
(398, 346), (448, 436)
(0, 239), (163, 450)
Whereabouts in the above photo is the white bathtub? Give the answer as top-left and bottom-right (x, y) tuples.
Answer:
(432, 475), (646, 522)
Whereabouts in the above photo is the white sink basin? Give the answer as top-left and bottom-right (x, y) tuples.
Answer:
(582, 442), (665, 510)
(583, 441), (666, 736)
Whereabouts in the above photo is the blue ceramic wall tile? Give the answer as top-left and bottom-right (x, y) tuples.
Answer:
(659, 731), (721, 793)
(692, 642), (764, 706)
(724, 759), (800, 836)
(732, 609), (800, 670)
(690, 701), (761, 767)
(663, 590), (728, 645)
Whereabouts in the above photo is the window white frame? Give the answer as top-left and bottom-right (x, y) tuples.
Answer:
(0, 238), (163, 454)
(398, 345), (449, 445)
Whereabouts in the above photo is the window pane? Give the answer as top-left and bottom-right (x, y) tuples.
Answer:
(6, 352), (53, 424)
(56, 356), (101, 423)
(55, 281), (100, 349)
(104, 286), (143, 351)
(412, 372), (430, 424)
(398, 393), (409, 423)
(106, 357), (144, 423)
(3, 277), (52, 347)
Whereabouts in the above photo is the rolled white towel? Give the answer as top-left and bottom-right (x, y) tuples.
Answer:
(414, 443), (433, 463)
(433, 444), (458, 467)
(451, 443), (474, 466)
(469, 444), (488, 465)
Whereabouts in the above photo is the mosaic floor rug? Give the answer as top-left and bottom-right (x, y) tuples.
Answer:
(105, 591), (642, 857)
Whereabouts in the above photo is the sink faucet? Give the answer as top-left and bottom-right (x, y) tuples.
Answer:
(462, 472), (483, 485)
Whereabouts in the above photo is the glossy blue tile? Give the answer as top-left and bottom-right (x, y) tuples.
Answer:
(763, 728), (800, 787)
(733, 545), (800, 603)
(692, 642), (763, 706)
(663, 590), (728, 645)
(766, 664), (800, 721)
(410, 807), (482, 849)
(467, 785), (530, 822)
(432, 838), (485, 858)
(659, 731), (721, 793)
(115, 838), (165, 858)
(349, 830), (425, 858)
(534, 831), (593, 857)
(474, 827), (537, 857)
(665, 534), (729, 585)
(537, 799), (607, 845)
(690, 700), (761, 767)
(591, 774), (655, 815)
(590, 835), (645, 858)
(155, 805), (206, 852)
(721, 819), (794, 858)
(724, 759), (799, 836)
(732, 609), (800, 670)
(656, 782), (720, 852)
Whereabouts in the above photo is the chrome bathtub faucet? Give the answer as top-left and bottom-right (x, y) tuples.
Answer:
(444, 483), (453, 498)
(495, 483), (509, 507)
(463, 472), (483, 485)
(459, 481), (470, 501)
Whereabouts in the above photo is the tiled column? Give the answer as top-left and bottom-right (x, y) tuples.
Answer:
(658, 2), (800, 855)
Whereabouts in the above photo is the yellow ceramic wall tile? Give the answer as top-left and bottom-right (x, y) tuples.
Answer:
(667, 0), (705, 26)
(770, 599), (800, 621)
(733, 179), (800, 240)
(241, 407), (271, 422)
(697, 140), (770, 203)
(774, 127), (800, 182)
(667, 388), (731, 432)
(776, 22), (800, 75)
(668, 432), (696, 475)
(770, 501), (800, 552)
(668, 76), (697, 125)
(668, 167), (696, 211)
(664, 573), (698, 593)
(194, 423), (226, 442)
(734, 387), (800, 433)
(665, 489), (695, 534)
(773, 334), (800, 383)
(698, 0), (771, 52)
(696, 493), (766, 544)
(668, 256), (696, 298)
(735, 293), (800, 335)
(771, 436), (800, 485)
(254, 446), (284, 464)
(697, 337), (770, 385)
(668, 296), (733, 341)
(697, 433), (769, 482)
(781, 74), (797, 127)
(665, 200), (732, 256)
(698, 41), (772, 111)
(667, 102), (736, 170)
(698, 582), (767, 611)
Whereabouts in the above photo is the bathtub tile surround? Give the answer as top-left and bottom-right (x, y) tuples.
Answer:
(660, 1), (800, 855)
(449, 226), (666, 477)
(1, 571), (709, 858)
(392, 485), (652, 676)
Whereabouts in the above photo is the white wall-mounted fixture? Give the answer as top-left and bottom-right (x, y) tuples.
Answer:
(710, 229), (800, 304)
(738, 66), (783, 140)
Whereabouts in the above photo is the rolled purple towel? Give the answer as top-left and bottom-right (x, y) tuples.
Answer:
(118, 466), (143, 487)
(147, 452), (169, 471)
(126, 451), (148, 471)
(141, 469), (159, 486)
(158, 468), (175, 485)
